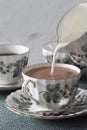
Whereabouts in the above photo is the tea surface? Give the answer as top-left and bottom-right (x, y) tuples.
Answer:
(26, 67), (78, 80)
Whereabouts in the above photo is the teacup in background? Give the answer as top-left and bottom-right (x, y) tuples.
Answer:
(42, 41), (87, 75)
(0, 45), (29, 84)
(22, 63), (80, 112)
(60, 32), (87, 67)
(42, 41), (70, 63)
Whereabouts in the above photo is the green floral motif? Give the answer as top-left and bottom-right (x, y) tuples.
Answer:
(67, 53), (87, 69)
(69, 51), (87, 63)
(12, 95), (32, 111)
(0, 56), (28, 78)
(40, 83), (78, 104)
(45, 53), (87, 70)
(43, 84), (61, 103)
(40, 84), (71, 104)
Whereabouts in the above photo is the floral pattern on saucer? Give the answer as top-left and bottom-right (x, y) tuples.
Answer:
(5, 88), (87, 119)
(12, 95), (32, 112)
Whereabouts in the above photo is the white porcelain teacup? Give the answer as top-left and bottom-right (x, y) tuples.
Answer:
(22, 63), (80, 112)
(42, 41), (87, 75)
(42, 41), (70, 64)
(0, 44), (29, 84)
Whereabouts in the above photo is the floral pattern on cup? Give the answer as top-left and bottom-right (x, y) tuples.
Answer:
(44, 53), (87, 70)
(63, 56), (86, 69)
(42, 88), (87, 117)
(0, 56), (28, 78)
(69, 52), (87, 66)
(42, 41), (87, 77)
(39, 82), (78, 104)
(22, 63), (80, 111)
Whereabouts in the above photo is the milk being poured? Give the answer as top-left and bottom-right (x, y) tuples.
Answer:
(51, 42), (69, 75)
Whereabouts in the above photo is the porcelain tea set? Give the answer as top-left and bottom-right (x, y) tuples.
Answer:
(2, 3), (87, 119)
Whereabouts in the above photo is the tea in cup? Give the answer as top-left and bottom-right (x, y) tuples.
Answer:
(0, 44), (29, 84)
(22, 63), (80, 112)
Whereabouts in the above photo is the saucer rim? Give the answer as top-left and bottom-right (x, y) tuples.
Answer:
(5, 89), (87, 119)
(0, 78), (23, 91)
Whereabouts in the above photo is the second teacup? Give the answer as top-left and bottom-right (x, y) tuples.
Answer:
(42, 41), (87, 75)
(0, 44), (29, 85)
(22, 63), (80, 112)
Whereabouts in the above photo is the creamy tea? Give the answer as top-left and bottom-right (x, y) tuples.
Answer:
(26, 66), (78, 80)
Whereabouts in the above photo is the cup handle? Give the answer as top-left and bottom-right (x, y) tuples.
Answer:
(22, 80), (39, 104)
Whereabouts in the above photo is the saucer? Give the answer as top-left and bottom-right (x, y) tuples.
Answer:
(5, 88), (87, 119)
(0, 78), (23, 91)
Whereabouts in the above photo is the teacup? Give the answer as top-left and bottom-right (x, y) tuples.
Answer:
(22, 63), (80, 112)
(42, 41), (71, 64)
(0, 44), (29, 84)
(42, 41), (87, 75)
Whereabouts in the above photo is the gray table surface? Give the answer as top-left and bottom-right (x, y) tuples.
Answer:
(0, 0), (87, 130)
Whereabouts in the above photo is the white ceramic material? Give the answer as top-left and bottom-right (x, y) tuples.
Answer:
(42, 41), (69, 63)
(56, 3), (87, 43)
(0, 45), (29, 85)
(22, 63), (80, 112)
(5, 88), (87, 119)
(42, 41), (87, 74)
(0, 78), (23, 91)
